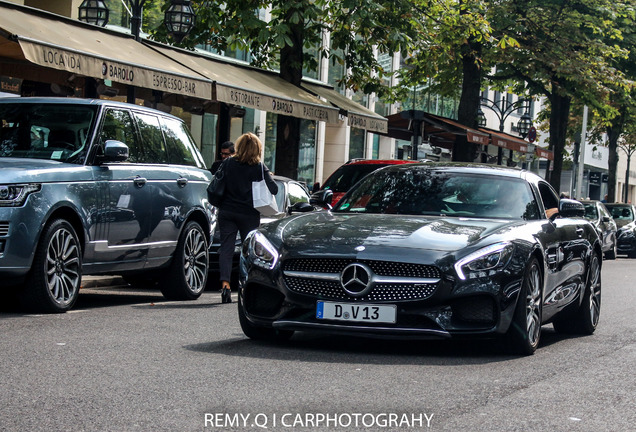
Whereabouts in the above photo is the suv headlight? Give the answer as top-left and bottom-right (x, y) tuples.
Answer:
(243, 231), (280, 270)
(454, 242), (514, 280)
(0, 184), (41, 207)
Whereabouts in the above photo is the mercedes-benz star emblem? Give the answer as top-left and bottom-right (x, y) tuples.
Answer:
(340, 263), (374, 296)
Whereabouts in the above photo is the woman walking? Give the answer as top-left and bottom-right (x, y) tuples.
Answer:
(216, 132), (278, 303)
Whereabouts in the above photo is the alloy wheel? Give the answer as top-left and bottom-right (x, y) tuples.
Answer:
(588, 254), (601, 327)
(183, 227), (207, 295)
(46, 227), (81, 307)
(525, 263), (542, 347)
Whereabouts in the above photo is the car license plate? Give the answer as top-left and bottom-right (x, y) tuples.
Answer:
(316, 301), (396, 324)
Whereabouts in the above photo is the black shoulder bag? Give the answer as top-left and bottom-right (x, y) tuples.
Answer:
(207, 159), (228, 207)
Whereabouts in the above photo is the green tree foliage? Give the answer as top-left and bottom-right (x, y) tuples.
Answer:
(484, 0), (632, 191)
(152, 0), (436, 177)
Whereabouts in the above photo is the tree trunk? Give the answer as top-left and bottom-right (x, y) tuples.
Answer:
(606, 124), (620, 203)
(547, 92), (571, 193)
(274, 16), (303, 179)
(452, 38), (483, 162)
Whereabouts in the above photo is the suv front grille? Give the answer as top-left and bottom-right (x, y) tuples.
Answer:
(0, 222), (9, 236)
(283, 258), (440, 302)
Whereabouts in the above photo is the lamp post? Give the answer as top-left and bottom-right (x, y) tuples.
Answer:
(79, 0), (196, 102)
(477, 95), (533, 165)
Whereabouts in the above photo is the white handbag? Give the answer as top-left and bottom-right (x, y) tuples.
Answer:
(252, 164), (279, 216)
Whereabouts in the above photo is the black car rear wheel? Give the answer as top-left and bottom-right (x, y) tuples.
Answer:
(21, 219), (81, 313)
(506, 257), (542, 355)
(604, 238), (617, 260)
(553, 252), (601, 335)
(159, 221), (208, 300)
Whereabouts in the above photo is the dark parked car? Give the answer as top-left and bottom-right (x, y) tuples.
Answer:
(581, 200), (617, 259)
(238, 163), (602, 355)
(605, 203), (636, 257)
(312, 159), (417, 206)
(208, 175), (316, 277)
(0, 98), (213, 312)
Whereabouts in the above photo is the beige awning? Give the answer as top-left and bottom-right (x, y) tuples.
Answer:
(0, 2), (211, 99)
(147, 43), (339, 123)
(302, 82), (389, 134)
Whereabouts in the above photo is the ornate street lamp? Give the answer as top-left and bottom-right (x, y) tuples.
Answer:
(78, 0), (109, 27)
(164, 0), (196, 43)
(476, 107), (487, 128)
(479, 95), (533, 165)
(517, 111), (533, 138)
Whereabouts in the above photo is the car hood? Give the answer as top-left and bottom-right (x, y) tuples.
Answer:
(0, 158), (90, 183)
(265, 212), (523, 260)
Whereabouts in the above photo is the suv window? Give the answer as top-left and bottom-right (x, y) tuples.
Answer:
(99, 109), (141, 162)
(134, 112), (167, 164)
(161, 117), (201, 167)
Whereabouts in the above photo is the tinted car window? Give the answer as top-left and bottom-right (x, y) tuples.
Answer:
(584, 203), (599, 220)
(99, 109), (141, 162)
(0, 104), (96, 164)
(335, 169), (540, 219)
(134, 112), (166, 164)
(322, 164), (388, 193)
(161, 117), (201, 167)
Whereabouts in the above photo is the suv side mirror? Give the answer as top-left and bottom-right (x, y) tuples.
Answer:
(102, 140), (129, 162)
(310, 189), (334, 210)
(559, 198), (585, 218)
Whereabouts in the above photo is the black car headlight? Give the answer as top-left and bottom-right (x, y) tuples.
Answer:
(454, 242), (514, 281)
(0, 184), (41, 207)
(244, 231), (280, 270)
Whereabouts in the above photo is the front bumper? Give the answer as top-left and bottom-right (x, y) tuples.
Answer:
(616, 230), (636, 255)
(239, 262), (523, 340)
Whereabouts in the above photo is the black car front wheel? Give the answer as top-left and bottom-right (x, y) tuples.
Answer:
(20, 219), (82, 313)
(238, 296), (294, 342)
(506, 257), (542, 355)
(553, 252), (601, 335)
(160, 221), (208, 300)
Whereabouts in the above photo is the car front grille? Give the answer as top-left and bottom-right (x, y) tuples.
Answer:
(0, 222), (8, 236)
(283, 258), (441, 302)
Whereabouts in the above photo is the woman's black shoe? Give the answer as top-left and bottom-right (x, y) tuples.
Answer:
(221, 288), (232, 303)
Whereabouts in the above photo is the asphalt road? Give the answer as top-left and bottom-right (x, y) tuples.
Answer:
(1, 258), (635, 431)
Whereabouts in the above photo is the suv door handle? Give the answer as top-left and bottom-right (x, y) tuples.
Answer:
(576, 227), (584, 237)
(177, 177), (188, 188)
(133, 177), (147, 187)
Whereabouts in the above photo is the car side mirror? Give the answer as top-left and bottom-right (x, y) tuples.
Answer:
(287, 201), (315, 215)
(559, 198), (585, 218)
(602, 215), (610, 223)
(310, 189), (333, 210)
(101, 140), (129, 163)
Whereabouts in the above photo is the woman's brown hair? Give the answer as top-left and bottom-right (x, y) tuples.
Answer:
(234, 132), (263, 165)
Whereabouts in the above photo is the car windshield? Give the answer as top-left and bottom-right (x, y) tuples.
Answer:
(606, 205), (634, 227)
(322, 164), (390, 193)
(334, 168), (541, 220)
(0, 103), (97, 164)
(584, 203), (599, 220)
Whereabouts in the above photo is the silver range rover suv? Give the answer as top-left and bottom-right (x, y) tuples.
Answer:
(0, 97), (213, 312)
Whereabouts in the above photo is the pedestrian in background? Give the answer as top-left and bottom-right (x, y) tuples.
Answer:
(210, 141), (235, 175)
(216, 132), (277, 303)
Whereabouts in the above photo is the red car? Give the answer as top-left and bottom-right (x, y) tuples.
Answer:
(314, 159), (417, 205)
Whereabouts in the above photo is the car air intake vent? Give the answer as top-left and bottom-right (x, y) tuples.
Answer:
(0, 222), (9, 236)
(285, 277), (438, 302)
(284, 258), (441, 279)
